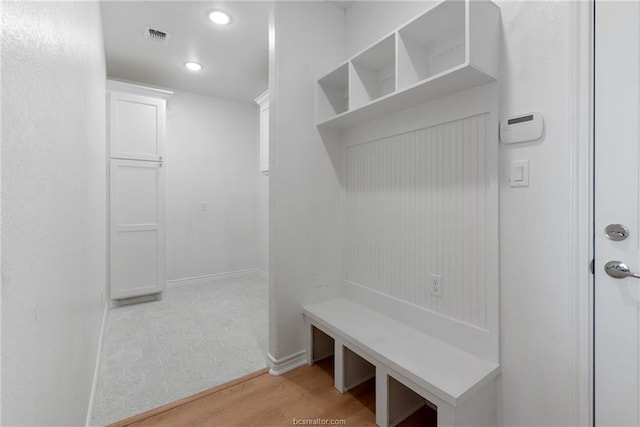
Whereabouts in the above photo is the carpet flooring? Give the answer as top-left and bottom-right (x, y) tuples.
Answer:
(90, 271), (268, 426)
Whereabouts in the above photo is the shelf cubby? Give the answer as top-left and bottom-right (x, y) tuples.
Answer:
(316, 63), (349, 123)
(397, 0), (465, 89)
(311, 325), (335, 363)
(343, 346), (376, 391)
(315, 0), (500, 129)
(349, 34), (396, 109)
(388, 375), (436, 426)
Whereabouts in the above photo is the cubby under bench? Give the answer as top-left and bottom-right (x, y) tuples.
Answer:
(303, 297), (500, 427)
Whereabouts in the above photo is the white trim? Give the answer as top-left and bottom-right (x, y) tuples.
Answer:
(165, 269), (262, 289)
(567, 1), (594, 426)
(266, 350), (307, 376)
(267, 1), (279, 365)
(254, 89), (269, 105)
(85, 302), (108, 427)
(106, 79), (173, 99)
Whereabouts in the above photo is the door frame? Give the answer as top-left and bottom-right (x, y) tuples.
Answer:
(568, 1), (594, 425)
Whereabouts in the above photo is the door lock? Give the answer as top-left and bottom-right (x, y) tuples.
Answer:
(605, 224), (630, 241)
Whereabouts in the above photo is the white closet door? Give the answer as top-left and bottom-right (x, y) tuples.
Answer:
(109, 91), (165, 161)
(110, 159), (165, 299)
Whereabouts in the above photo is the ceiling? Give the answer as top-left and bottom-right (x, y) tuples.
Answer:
(101, 1), (269, 103)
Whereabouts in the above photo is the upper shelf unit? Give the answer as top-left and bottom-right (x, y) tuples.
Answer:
(316, 0), (500, 128)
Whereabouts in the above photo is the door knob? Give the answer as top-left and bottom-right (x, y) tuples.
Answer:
(604, 261), (640, 279)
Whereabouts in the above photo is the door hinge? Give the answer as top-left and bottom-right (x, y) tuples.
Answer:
(590, 259), (595, 275)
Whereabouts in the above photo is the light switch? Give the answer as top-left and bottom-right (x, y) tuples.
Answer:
(513, 165), (523, 182)
(510, 160), (529, 187)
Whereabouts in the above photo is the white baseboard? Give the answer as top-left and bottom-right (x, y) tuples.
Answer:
(266, 350), (307, 376)
(165, 269), (259, 289)
(85, 302), (108, 427)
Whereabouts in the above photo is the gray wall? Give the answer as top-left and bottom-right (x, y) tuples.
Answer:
(165, 90), (260, 281)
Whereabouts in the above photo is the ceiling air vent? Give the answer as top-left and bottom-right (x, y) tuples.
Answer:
(145, 26), (170, 43)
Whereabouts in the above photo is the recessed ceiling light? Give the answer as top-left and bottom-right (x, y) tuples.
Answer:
(209, 10), (231, 25)
(185, 62), (203, 71)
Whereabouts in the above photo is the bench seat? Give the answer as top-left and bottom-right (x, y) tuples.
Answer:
(303, 297), (500, 426)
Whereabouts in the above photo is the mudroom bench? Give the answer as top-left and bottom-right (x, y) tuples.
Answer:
(303, 297), (500, 427)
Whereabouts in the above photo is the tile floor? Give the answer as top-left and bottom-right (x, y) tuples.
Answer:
(90, 272), (268, 426)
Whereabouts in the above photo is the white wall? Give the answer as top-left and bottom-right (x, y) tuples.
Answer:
(497, 2), (577, 425)
(268, 2), (346, 365)
(165, 90), (259, 281)
(343, 1), (580, 425)
(345, 1), (433, 55)
(1, 1), (107, 425)
(257, 171), (269, 275)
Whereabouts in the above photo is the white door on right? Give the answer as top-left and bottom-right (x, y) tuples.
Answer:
(595, 1), (640, 425)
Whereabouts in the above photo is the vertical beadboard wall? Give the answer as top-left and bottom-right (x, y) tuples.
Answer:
(346, 113), (490, 330)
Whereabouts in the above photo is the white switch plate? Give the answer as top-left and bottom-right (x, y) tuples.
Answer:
(510, 160), (529, 187)
(430, 273), (442, 297)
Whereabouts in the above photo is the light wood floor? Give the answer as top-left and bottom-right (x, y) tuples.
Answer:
(109, 357), (435, 427)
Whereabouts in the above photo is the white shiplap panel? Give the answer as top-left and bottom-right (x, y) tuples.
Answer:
(478, 114), (488, 328)
(346, 113), (490, 328)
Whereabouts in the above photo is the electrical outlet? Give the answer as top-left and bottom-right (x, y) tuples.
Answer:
(430, 273), (442, 297)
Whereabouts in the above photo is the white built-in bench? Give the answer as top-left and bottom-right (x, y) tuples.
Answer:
(303, 297), (500, 427)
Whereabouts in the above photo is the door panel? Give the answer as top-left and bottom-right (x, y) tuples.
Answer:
(109, 91), (165, 161)
(114, 164), (159, 225)
(595, 1), (640, 424)
(111, 231), (160, 298)
(110, 159), (165, 299)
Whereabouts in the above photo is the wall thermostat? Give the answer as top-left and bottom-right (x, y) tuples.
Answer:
(500, 112), (544, 144)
